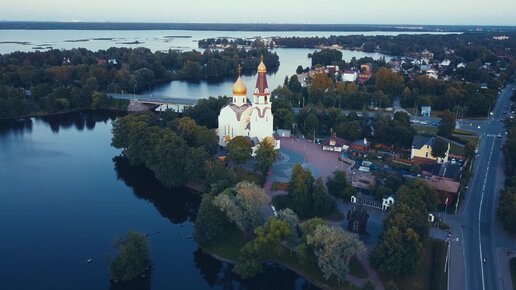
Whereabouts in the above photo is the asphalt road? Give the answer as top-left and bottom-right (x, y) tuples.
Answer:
(451, 83), (515, 290)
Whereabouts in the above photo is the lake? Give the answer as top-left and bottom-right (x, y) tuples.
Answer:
(0, 111), (320, 290)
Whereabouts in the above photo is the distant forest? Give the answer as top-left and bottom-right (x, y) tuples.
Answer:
(1, 21), (516, 32)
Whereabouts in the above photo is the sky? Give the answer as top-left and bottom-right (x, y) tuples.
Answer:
(0, 0), (515, 26)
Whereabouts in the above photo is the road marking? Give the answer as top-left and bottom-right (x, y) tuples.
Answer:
(478, 138), (496, 290)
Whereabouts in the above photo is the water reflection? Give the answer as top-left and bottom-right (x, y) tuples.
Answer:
(113, 155), (201, 224)
(193, 249), (320, 290)
(0, 118), (33, 136)
(37, 110), (123, 133)
(109, 271), (152, 290)
(0, 110), (125, 136)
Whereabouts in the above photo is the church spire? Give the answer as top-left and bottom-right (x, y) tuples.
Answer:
(254, 55), (269, 101)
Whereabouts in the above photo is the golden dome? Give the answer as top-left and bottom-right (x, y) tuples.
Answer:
(257, 55), (267, 73)
(232, 76), (247, 96)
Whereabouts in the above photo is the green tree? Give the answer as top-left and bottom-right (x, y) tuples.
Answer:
(312, 177), (336, 216)
(277, 208), (300, 245)
(274, 108), (295, 130)
(233, 217), (291, 278)
(375, 67), (403, 96)
(109, 231), (151, 282)
(296, 65), (304, 74)
(438, 110), (456, 138)
(254, 138), (277, 177)
(287, 164), (314, 218)
(288, 74), (302, 94)
(326, 170), (352, 200)
(496, 187), (516, 233)
(194, 194), (228, 246)
(213, 181), (270, 234)
(227, 136), (252, 169)
(370, 226), (405, 275)
(431, 138), (449, 159)
(306, 224), (365, 283)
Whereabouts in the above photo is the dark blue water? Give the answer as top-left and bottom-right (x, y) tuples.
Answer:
(0, 111), (319, 290)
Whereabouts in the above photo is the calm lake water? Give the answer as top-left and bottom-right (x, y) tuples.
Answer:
(0, 111), (320, 290)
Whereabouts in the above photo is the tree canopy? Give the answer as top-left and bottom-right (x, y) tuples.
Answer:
(213, 181), (270, 234)
(109, 231), (151, 282)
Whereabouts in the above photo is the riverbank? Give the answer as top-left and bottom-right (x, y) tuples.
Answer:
(201, 225), (368, 290)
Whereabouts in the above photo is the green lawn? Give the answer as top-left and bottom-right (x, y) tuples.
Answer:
(385, 239), (447, 290)
(202, 225), (247, 261)
(453, 128), (476, 136)
(511, 257), (516, 290)
(450, 142), (465, 156)
(412, 125), (438, 135)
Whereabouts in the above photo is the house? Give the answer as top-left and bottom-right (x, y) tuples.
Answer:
(350, 138), (371, 152)
(421, 106), (432, 117)
(108, 59), (118, 65)
(440, 59), (451, 67)
(457, 62), (466, 69)
(421, 49), (434, 59)
(342, 70), (358, 82)
(321, 134), (351, 152)
(480, 83), (488, 89)
(358, 64), (372, 84)
(423, 177), (460, 206)
(426, 69), (438, 79)
(410, 135), (450, 164)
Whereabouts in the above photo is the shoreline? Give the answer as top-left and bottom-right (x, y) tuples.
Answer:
(202, 248), (333, 290)
(0, 107), (129, 121)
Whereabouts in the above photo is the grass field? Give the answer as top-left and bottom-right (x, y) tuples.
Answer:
(453, 128), (476, 136)
(510, 257), (516, 290)
(450, 142), (465, 156)
(412, 125), (438, 135)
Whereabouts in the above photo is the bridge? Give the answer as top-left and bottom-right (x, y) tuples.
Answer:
(108, 93), (198, 113)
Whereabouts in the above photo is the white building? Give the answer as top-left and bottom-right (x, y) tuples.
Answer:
(342, 70), (358, 82)
(218, 58), (278, 149)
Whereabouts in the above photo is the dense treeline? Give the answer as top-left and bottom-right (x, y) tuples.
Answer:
(0, 47), (279, 119)
(497, 118), (516, 233)
(111, 112), (223, 188)
(370, 180), (437, 277)
(273, 33), (516, 61)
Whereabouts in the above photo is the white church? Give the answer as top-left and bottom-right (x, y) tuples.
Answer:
(218, 57), (280, 151)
